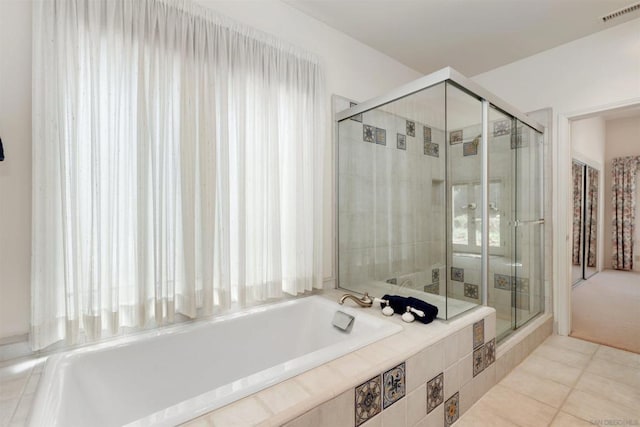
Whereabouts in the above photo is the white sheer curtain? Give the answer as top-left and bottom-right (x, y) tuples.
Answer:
(32, 0), (325, 350)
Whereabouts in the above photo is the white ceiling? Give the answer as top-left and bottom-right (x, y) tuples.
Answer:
(284, 0), (640, 76)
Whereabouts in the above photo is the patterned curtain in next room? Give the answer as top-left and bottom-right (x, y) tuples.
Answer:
(572, 162), (583, 266)
(611, 156), (640, 270)
(585, 168), (598, 268)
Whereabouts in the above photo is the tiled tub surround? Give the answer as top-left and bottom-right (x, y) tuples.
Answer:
(0, 292), (554, 427)
(352, 279), (477, 321)
(278, 305), (497, 427)
(28, 296), (402, 427)
(179, 288), (497, 427)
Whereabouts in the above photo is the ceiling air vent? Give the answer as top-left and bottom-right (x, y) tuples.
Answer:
(601, 2), (640, 22)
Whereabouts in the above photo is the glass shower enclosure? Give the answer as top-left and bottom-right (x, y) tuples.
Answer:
(336, 68), (544, 342)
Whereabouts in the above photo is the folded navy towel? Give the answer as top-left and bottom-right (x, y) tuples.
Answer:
(380, 294), (408, 314)
(380, 294), (438, 324)
(406, 296), (438, 324)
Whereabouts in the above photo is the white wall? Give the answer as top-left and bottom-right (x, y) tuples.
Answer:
(0, 0), (422, 341)
(571, 117), (606, 166)
(603, 115), (640, 271)
(472, 17), (640, 335)
(0, 1), (33, 340)
(472, 18), (640, 118)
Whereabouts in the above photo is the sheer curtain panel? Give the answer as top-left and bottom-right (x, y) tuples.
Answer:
(31, 0), (325, 350)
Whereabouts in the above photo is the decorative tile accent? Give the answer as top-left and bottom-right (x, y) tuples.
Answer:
(512, 126), (530, 149)
(473, 319), (484, 349)
(424, 141), (439, 157)
(426, 373), (444, 414)
(462, 141), (477, 156)
(432, 268), (440, 283)
(444, 392), (459, 426)
(383, 362), (405, 409)
(363, 124), (375, 143)
(494, 273), (512, 290)
(473, 345), (486, 377)
(449, 129), (463, 144)
(355, 375), (382, 426)
(493, 119), (511, 137)
(451, 267), (464, 282)
(424, 282), (440, 295)
(464, 283), (479, 299)
(349, 102), (362, 122)
(515, 277), (529, 293)
(423, 126), (432, 143)
(375, 128), (386, 146)
(397, 133), (406, 150)
(406, 120), (415, 137)
(484, 338), (496, 366)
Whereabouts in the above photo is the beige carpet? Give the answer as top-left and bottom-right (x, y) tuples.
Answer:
(571, 269), (640, 353)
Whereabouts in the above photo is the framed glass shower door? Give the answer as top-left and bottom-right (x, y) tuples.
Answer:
(513, 122), (544, 328)
(488, 108), (544, 340)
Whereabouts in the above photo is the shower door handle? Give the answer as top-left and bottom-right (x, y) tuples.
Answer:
(513, 218), (545, 227)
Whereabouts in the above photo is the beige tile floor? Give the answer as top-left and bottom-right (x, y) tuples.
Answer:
(457, 335), (640, 427)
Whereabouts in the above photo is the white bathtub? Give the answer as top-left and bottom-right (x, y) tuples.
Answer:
(28, 295), (402, 427)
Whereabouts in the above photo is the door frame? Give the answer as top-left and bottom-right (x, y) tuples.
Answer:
(555, 97), (640, 336)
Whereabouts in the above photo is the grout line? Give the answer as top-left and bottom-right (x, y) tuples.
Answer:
(546, 342), (600, 426)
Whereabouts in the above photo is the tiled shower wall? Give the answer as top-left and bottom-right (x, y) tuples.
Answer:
(337, 98), (546, 328)
(338, 102), (447, 293)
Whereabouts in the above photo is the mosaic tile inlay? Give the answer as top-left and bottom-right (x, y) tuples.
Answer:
(473, 345), (486, 377)
(424, 283), (440, 295)
(423, 126), (432, 143)
(424, 141), (439, 157)
(397, 133), (406, 150)
(464, 283), (479, 299)
(432, 268), (440, 283)
(512, 126), (530, 149)
(473, 319), (484, 349)
(484, 338), (496, 366)
(449, 129), (463, 144)
(451, 267), (464, 282)
(426, 372), (444, 414)
(382, 362), (405, 409)
(355, 375), (382, 426)
(444, 392), (459, 426)
(375, 128), (386, 146)
(493, 119), (511, 137)
(463, 139), (478, 156)
(349, 102), (362, 122)
(406, 120), (415, 137)
(494, 273), (512, 290)
(363, 124), (375, 143)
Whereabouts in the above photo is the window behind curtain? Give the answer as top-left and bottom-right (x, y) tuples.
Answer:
(31, 0), (325, 350)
